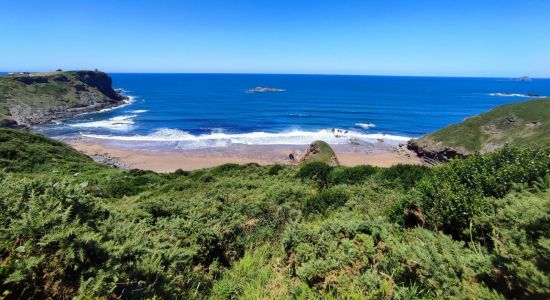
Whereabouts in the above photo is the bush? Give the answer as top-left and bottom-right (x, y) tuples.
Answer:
(329, 165), (379, 184)
(304, 186), (349, 214)
(267, 164), (285, 175)
(377, 164), (431, 189)
(296, 161), (332, 188)
(411, 146), (550, 237)
(210, 163), (248, 175)
(0, 176), (108, 299)
(209, 163), (262, 176)
(173, 168), (188, 176)
(474, 180), (550, 298)
(93, 171), (166, 198)
(282, 215), (495, 298)
(210, 246), (277, 299)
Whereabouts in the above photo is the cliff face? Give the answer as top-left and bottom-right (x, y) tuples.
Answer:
(0, 70), (127, 126)
(71, 71), (125, 101)
(408, 98), (550, 163)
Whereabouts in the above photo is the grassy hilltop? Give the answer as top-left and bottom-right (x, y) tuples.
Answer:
(0, 70), (126, 126)
(409, 98), (550, 161)
(1, 128), (549, 299)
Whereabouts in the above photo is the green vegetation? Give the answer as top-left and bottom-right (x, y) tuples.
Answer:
(300, 140), (339, 165)
(0, 129), (98, 172)
(0, 70), (123, 125)
(1, 128), (549, 299)
(411, 98), (550, 154)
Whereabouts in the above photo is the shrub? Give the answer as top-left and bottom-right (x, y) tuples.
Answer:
(283, 215), (495, 298)
(474, 181), (550, 298)
(173, 168), (188, 176)
(296, 161), (332, 188)
(329, 165), (379, 184)
(377, 164), (431, 189)
(0, 176), (108, 299)
(411, 146), (550, 237)
(93, 171), (165, 198)
(388, 228), (495, 299)
(304, 186), (349, 214)
(210, 246), (278, 299)
(267, 164), (285, 175)
(210, 163), (247, 175)
(209, 163), (261, 176)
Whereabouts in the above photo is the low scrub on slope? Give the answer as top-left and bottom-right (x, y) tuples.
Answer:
(0, 128), (549, 299)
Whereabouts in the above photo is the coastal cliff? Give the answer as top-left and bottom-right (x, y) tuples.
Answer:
(0, 70), (127, 127)
(408, 97), (550, 162)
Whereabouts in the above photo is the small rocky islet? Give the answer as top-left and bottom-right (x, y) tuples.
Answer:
(246, 86), (286, 93)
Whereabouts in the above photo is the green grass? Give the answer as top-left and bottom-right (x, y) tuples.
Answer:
(0, 128), (101, 173)
(1, 128), (549, 299)
(0, 70), (119, 124)
(413, 97), (550, 153)
(210, 246), (283, 299)
(300, 140), (338, 164)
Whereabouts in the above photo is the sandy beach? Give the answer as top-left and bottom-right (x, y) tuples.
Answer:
(68, 140), (424, 172)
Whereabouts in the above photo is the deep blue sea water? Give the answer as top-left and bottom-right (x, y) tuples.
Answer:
(35, 74), (550, 149)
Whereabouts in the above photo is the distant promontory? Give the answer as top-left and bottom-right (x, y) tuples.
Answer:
(0, 70), (127, 128)
(408, 97), (550, 163)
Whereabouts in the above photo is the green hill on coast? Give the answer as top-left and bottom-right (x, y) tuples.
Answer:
(1, 127), (549, 299)
(409, 98), (550, 162)
(0, 70), (126, 127)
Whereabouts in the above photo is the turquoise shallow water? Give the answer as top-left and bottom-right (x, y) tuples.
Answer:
(35, 74), (550, 149)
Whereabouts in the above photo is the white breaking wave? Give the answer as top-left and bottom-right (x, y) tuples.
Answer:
(81, 128), (412, 148)
(95, 96), (136, 113)
(69, 115), (137, 131)
(356, 123), (376, 129)
(128, 109), (148, 113)
(489, 93), (544, 98)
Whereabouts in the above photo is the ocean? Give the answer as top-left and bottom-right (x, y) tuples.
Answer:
(35, 74), (550, 149)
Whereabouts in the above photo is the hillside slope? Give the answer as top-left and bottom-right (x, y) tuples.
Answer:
(1, 128), (549, 299)
(0, 128), (99, 172)
(0, 70), (126, 127)
(408, 98), (550, 162)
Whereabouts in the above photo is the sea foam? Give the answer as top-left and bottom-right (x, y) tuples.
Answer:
(489, 93), (544, 98)
(86, 96), (137, 114)
(356, 123), (376, 129)
(70, 115), (137, 131)
(81, 128), (412, 149)
(128, 109), (148, 114)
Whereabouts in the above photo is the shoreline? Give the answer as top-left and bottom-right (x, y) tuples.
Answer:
(68, 140), (425, 172)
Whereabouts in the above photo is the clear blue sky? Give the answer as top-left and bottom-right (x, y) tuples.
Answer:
(2, 0), (549, 77)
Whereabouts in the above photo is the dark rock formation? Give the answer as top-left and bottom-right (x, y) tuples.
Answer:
(515, 76), (532, 82)
(14, 76), (49, 84)
(407, 140), (466, 164)
(89, 153), (130, 169)
(72, 71), (126, 101)
(0, 119), (28, 130)
(404, 207), (426, 228)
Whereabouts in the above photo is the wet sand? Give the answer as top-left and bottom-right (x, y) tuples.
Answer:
(68, 140), (424, 172)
